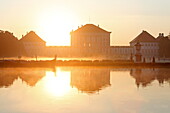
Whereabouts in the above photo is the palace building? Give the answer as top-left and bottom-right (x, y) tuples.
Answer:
(130, 30), (159, 62)
(20, 24), (170, 61)
(70, 24), (111, 57)
(20, 31), (46, 56)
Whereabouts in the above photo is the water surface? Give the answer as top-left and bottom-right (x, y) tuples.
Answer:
(0, 67), (170, 113)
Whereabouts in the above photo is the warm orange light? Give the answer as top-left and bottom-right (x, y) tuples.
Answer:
(43, 69), (71, 97)
(37, 9), (78, 46)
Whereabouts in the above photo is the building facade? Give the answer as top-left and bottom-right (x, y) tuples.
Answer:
(20, 24), (170, 61)
(130, 30), (159, 62)
(20, 31), (46, 57)
(70, 24), (111, 57)
(110, 46), (133, 60)
(46, 46), (71, 57)
(156, 33), (170, 59)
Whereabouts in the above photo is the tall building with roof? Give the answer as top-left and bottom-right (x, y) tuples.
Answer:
(0, 30), (24, 57)
(20, 31), (46, 56)
(70, 24), (111, 57)
(130, 30), (159, 61)
(156, 33), (170, 58)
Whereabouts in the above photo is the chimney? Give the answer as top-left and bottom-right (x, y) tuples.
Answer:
(161, 33), (164, 37)
(159, 33), (162, 36)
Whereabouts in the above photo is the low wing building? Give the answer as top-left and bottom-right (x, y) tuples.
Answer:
(110, 46), (133, 60)
(20, 31), (46, 57)
(130, 30), (159, 62)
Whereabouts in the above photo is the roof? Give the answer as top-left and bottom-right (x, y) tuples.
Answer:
(130, 30), (156, 43)
(20, 31), (46, 43)
(71, 24), (111, 34)
(156, 33), (170, 42)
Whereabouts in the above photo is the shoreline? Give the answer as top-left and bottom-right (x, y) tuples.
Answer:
(0, 60), (170, 68)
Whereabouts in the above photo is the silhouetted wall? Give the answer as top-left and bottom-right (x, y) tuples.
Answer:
(156, 34), (170, 58)
(0, 30), (26, 57)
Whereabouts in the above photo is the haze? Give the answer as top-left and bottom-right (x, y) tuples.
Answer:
(1, 0), (170, 46)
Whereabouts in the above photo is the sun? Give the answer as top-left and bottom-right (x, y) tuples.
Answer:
(37, 8), (78, 46)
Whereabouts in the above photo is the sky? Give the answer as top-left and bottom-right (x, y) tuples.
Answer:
(0, 0), (170, 46)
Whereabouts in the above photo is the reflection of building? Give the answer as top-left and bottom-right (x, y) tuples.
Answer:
(155, 68), (170, 84)
(18, 68), (46, 86)
(70, 68), (110, 94)
(0, 69), (18, 88)
(0, 68), (46, 88)
(130, 68), (170, 87)
(130, 69), (155, 87)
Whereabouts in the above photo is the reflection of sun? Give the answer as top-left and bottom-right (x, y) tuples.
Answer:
(37, 8), (78, 46)
(44, 68), (71, 97)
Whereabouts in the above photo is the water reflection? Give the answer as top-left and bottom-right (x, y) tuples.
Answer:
(130, 68), (170, 87)
(44, 70), (71, 97)
(0, 67), (170, 91)
(0, 68), (46, 88)
(0, 68), (18, 88)
(70, 68), (111, 94)
(0, 67), (170, 113)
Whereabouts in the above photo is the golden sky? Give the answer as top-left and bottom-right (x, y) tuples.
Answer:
(1, 0), (170, 46)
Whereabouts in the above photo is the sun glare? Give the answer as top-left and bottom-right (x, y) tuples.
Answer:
(37, 9), (78, 46)
(44, 69), (71, 97)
